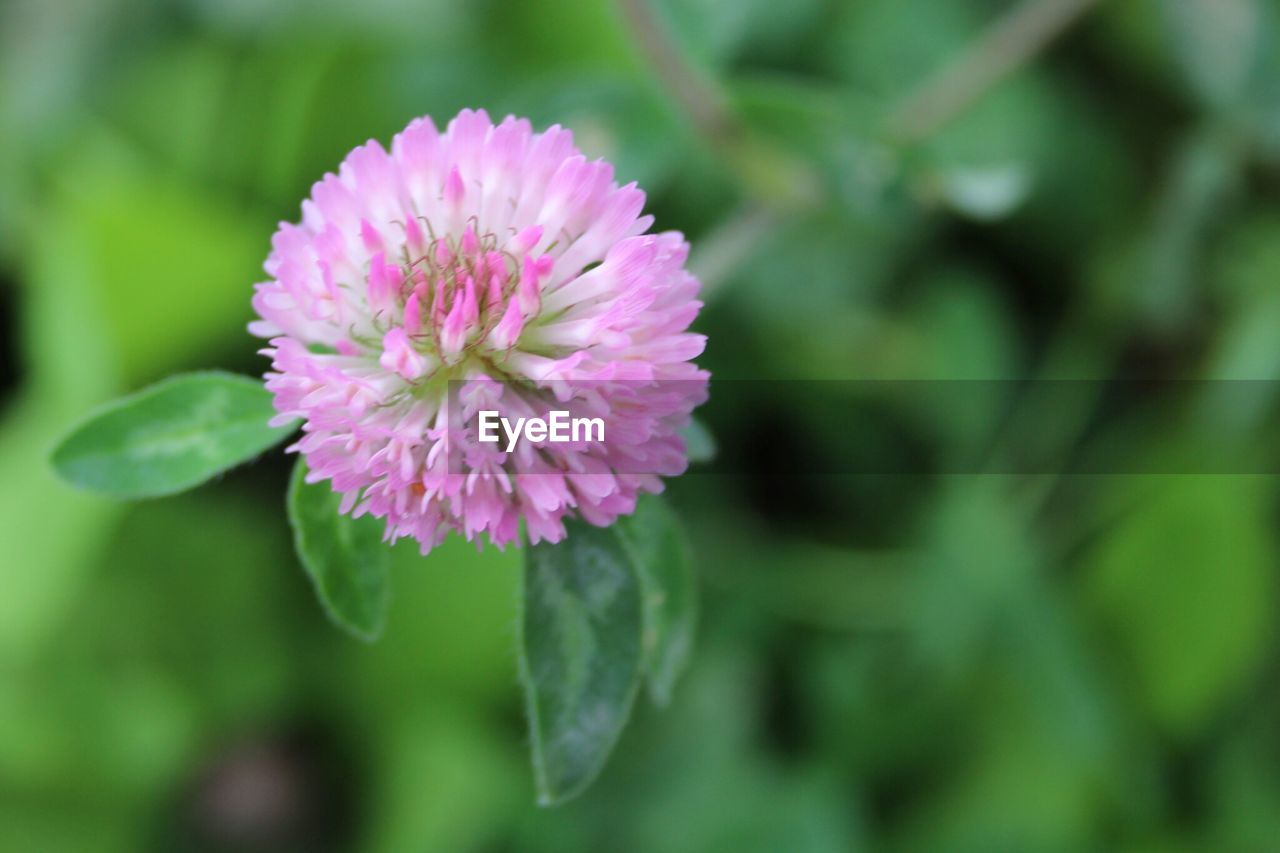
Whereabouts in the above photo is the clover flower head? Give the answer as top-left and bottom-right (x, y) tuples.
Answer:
(252, 109), (708, 552)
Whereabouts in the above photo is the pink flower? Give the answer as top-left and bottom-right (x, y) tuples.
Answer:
(251, 109), (708, 553)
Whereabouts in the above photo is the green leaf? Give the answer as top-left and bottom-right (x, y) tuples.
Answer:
(680, 417), (717, 464)
(651, 0), (827, 71)
(519, 519), (645, 805)
(617, 494), (698, 705)
(1085, 477), (1276, 737)
(0, 210), (125, 661)
(51, 371), (293, 499)
(1136, 126), (1242, 332)
(500, 74), (690, 191)
(53, 126), (271, 382)
(1160, 0), (1263, 111)
(937, 164), (1033, 221)
(287, 458), (391, 642)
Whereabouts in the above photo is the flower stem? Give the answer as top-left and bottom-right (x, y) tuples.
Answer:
(614, 0), (739, 146)
(885, 0), (1102, 143)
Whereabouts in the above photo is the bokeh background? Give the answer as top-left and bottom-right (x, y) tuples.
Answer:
(4, 0), (1280, 849)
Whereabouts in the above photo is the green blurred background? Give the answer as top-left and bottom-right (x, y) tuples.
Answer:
(5, 0), (1280, 849)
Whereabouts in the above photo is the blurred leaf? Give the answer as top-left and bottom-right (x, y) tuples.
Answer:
(648, 0), (755, 70)
(1112, 125), (1244, 333)
(700, 527), (919, 631)
(51, 127), (269, 381)
(177, 0), (474, 44)
(500, 74), (689, 190)
(0, 212), (123, 661)
(336, 534), (521, 710)
(482, 0), (634, 73)
(104, 40), (231, 183)
(287, 457), (391, 642)
(1158, 1), (1280, 165)
(821, 0), (1125, 234)
(720, 210), (908, 377)
(0, 0), (129, 258)
(917, 73), (1054, 215)
(1197, 213), (1280, 430)
(1086, 477), (1276, 736)
(650, 0), (828, 70)
(822, 0), (978, 101)
(907, 583), (1119, 850)
(1206, 702), (1280, 848)
(906, 267), (1017, 381)
(617, 494), (698, 705)
(938, 163), (1033, 221)
(84, 485), (300, 723)
(363, 701), (521, 853)
(903, 663), (1106, 850)
(1093, 0), (1182, 92)
(1160, 0), (1262, 111)
(337, 534), (521, 708)
(692, 770), (858, 853)
(897, 267), (1018, 462)
(51, 372), (290, 499)
(1254, 37), (1280, 162)
(287, 46), (505, 199)
(245, 39), (344, 204)
(732, 77), (899, 217)
(105, 36), (334, 205)
(0, 482), (298, 836)
(520, 519), (644, 805)
(0, 406), (123, 663)
(825, 0), (1076, 183)
(912, 478), (1041, 678)
(626, 642), (866, 853)
(680, 416), (717, 464)
(0, 806), (136, 853)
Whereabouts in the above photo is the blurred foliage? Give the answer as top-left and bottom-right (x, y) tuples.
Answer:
(4, 0), (1280, 849)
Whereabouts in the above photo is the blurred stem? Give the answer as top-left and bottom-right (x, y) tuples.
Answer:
(615, 0), (815, 201)
(690, 205), (777, 300)
(617, 0), (816, 297)
(615, 0), (738, 146)
(996, 121), (1249, 527)
(886, 0), (1102, 143)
